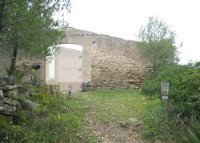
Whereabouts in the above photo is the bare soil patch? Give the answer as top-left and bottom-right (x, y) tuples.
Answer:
(84, 107), (147, 143)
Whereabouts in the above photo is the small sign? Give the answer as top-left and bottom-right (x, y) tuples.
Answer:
(162, 95), (168, 100)
(161, 82), (169, 96)
(32, 64), (40, 70)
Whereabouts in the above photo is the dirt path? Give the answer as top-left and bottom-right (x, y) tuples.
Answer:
(84, 106), (147, 143)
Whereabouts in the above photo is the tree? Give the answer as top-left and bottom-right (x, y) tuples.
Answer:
(0, 0), (71, 75)
(137, 17), (179, 71)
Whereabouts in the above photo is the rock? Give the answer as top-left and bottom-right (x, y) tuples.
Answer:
(19, 99), (38, 110)
(1, 85), (17, 98)
(3, 90), (18, 98)
(0, 104), (16, 115)
(3, 98), (20, 107)
(17, 85), (30, 96)
(0, 90), (3, 99)
(0, 76), (9, 86)
(8, 76), (15, 85)
(1, 85), (17, 90)
(0, 106), (4, 111)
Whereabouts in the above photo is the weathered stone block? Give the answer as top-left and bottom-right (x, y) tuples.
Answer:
(8, 76), (16, 85)
(0, 104), (16, 115)
(0, 76), (9, 86)
(3, 98), (19, 106)
(0, 90), (3, 99)
(1, 85), (17, 90)
(19, 99), (38, 110)
(3, 91), (17, 98)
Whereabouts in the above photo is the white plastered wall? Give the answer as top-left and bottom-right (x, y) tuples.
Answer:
(46, 44), (84, 92)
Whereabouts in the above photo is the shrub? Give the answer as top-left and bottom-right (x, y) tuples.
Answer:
(141, 62), (200, 119)
(141, 64), (187, 95)
(169, 63), (200, 120)
(141, 62), (200, 142)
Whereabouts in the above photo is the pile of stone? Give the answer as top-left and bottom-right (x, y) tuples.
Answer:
(0, 76), (18, 116)
(0, 76), (37, 118)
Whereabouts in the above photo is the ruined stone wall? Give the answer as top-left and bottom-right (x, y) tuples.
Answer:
(0, 50), (46, 84)
(0, 27), (150, 89)
(63, 27), (151, 89)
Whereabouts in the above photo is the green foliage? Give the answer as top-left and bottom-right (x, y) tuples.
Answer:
(5, 62), (36, 84)
(169, 63), (200, 120)
(0, 86), (89, 143)
(0, 0), (70, 75)
(141, 63), (200, 142)
(1, 0), (69, 51)
(142, 63), (200, 119)
(138, 17), (179, 71)
(181, 122), (200, 143)
(141, 108), (191, 143)
(78, 89), (162, 142)
(141, 64), (187, 95)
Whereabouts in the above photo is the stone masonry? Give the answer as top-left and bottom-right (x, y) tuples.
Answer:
(0, 27), (151, 89)
(0, 50), (46, 84)
(62, 27), (151, 89)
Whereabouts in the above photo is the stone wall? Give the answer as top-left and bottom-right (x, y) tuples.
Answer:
(0, 27), (151, 89)
(63, 27), (151, 89)
(0, 50), (46, 84)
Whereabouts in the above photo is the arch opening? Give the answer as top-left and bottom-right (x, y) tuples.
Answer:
(46, 44), (89, 92)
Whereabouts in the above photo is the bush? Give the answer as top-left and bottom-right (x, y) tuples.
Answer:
(141, 62), (200, 142)
(141, 64), (187, 95)
(141, 63), (200, 120)
(169, 63), (200, 120)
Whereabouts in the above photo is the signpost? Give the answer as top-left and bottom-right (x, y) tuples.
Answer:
(161, 82), (169, 111)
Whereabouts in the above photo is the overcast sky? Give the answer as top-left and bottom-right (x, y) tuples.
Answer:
(65, 0), (200, 64)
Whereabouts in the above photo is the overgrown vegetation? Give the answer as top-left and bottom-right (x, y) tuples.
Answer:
(0, 89), (163, 142)
(0, 86), (92, 143)
(1, 85), (199, 142)
(141, 63), (200, 142)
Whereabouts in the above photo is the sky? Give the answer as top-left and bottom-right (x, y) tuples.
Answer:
(64, 0), (200, 64)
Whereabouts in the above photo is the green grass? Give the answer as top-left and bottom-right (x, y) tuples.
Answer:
(0, 87), (93, 143)
(78, 89), (161, 123)
(1, 88), (172, 142)
(75, 89), (163, 142)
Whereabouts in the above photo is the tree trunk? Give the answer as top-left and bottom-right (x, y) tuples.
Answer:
(0, 0), (5, 32)
(9, 46), (18, 75)
(153, 60), (156, 72)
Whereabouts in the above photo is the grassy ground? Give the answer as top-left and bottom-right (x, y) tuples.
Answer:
(0, 89), (163, 143)
(75, 89), (162, 143)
